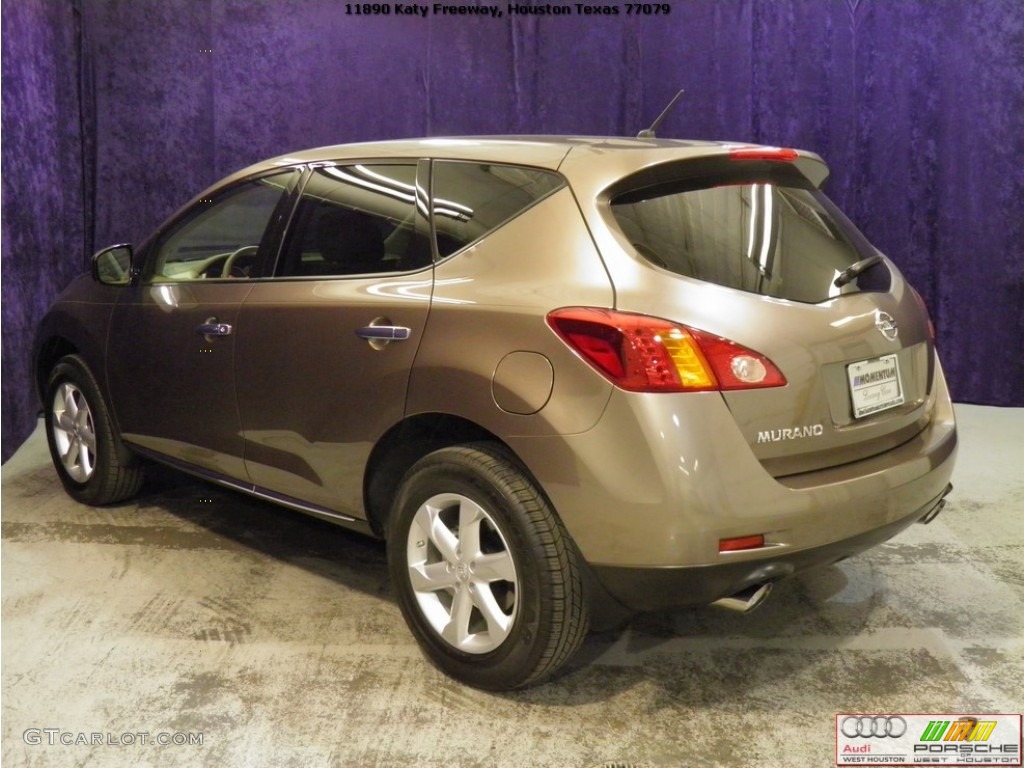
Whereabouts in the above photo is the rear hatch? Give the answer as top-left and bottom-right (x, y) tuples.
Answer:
(603, 150), (936, 477)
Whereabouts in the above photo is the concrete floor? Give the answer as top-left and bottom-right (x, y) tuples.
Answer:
(2, 404), (1022, 768)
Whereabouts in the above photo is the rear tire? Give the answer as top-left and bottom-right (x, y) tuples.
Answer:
(45, 355), (143, 505)
(387, 443), (589, 690)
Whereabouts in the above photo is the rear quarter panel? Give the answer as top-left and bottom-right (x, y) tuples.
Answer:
(406, 187), (615, 438)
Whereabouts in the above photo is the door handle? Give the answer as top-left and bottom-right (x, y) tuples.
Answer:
(196, 319), (233, 337)
(355, 326), (411, 341)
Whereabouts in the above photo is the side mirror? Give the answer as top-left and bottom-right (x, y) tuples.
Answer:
(91, 244), (134, 285)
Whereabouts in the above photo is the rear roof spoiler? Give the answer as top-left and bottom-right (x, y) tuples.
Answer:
(724, 144), (830, 188)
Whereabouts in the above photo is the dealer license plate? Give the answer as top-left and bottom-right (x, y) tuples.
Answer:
(847, 353), (904, 418)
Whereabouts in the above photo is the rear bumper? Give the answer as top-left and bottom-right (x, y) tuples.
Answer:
(510, 358), (958, 610)
(590, 483), (951, 612)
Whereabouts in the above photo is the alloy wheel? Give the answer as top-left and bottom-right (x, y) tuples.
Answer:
(51, 382), (97, 483)
(405, 492), (519, 654)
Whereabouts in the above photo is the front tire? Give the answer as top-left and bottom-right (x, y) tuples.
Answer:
(45, 354), (143, 505)
(387, 444), (589, 690)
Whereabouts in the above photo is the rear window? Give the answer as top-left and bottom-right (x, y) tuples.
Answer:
(609, 172), (889, 303)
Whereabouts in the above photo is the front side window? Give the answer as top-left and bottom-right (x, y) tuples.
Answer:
(431, 161), (564, 259)
(610, 172), (889, 303)
(144, 170), (297, 282)
(276, 164), (429, 277)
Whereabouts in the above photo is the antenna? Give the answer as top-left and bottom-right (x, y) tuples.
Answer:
(637, 89), (685, 139)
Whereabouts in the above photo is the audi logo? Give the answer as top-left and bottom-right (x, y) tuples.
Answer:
(841, 716), (908, 738)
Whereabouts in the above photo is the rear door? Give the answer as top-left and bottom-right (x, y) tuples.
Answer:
(235, 161), (433, 518)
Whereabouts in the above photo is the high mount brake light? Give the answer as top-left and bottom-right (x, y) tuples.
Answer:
(547, 308), (786, 393)
(729, 147), (799, 162)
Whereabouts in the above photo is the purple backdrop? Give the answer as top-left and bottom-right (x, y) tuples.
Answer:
(3, 0), (1023, 461)
(2, 0), (88, 461)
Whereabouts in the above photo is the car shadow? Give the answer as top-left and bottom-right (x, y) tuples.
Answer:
(129, 463), (920, 707)
(134, 461), (391, 586)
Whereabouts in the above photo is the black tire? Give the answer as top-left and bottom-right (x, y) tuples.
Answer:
(44, 354), (143, 505)
(387, 443), (589, 690)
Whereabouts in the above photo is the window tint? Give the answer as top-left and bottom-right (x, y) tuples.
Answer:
(277, 164), (429, 277)
(145, 171), (296, 282)
(610, 178), (889, 303)
(431, 162), (564, 258)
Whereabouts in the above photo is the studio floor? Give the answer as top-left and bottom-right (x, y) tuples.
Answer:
(2, 404), (1022, 768)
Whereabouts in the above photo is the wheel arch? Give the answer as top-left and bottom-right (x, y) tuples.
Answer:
(363, 413), (521, 538)
(362, 412), (629, 630)
(34, 335), (80, 407)
(33, 296), (119, 418)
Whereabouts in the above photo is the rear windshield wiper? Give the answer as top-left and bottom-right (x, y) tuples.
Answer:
(834, 254), (883, 288)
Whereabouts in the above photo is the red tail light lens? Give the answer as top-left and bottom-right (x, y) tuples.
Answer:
(547, 308), (786, 393)
(728, 146), (799, 162)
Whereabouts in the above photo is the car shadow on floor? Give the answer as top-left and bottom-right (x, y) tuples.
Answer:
(109, 463), (933, 707)
(136, 461), (390, 575)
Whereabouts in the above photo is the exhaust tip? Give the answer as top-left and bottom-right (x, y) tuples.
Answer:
(711, 582), (773, 614)
(919, 483), (953, 525)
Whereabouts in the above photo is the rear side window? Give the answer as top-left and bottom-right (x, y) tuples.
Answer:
(277, 164), (431, 277)
(610, 175), (889, 303)
(431, 161), (564, 258)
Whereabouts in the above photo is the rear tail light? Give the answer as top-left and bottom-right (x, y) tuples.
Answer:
(547, 308), (786, 393)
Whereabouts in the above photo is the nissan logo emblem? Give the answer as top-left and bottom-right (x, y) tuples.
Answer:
(875, 311), (899, 341)
(841, 716), (908, 738)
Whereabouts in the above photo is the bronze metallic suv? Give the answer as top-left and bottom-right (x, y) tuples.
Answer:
(33, 137), (958, 689)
